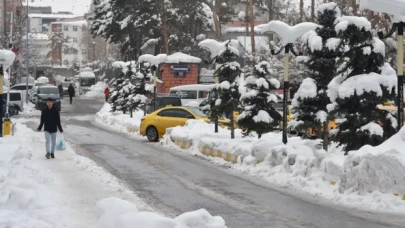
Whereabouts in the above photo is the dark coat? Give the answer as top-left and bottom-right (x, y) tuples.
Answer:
(58, 84), (63, 94)
(38, 106), (63, 133)
(68, 85), (75, 97)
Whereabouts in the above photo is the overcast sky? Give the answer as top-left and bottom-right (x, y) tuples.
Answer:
(26, 0), (92, 15)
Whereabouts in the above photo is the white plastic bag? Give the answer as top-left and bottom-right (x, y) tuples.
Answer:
(56, 133), (66, 151)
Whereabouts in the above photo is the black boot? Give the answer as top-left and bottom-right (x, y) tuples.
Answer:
(46, 153), (51, 159)
(51, 153), (55, 159)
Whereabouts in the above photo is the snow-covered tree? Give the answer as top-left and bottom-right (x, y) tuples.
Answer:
(109, 61), (129, 112)
(47, 32), (78, 66)
(291, 3), (342, 150)
(237, 61), (281, 138)
(127, 61), (152, 113)
(327, 16), (398, 154)
(199, 39), (242, 139)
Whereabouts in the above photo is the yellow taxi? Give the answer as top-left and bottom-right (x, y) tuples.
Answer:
(140, 106), (231, 142)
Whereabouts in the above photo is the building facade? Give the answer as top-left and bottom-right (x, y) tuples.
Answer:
(0, 0), (23, 47)
(50, 17), (87, 66)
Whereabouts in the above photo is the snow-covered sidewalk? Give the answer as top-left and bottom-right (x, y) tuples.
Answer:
(0, 121), (227, 228)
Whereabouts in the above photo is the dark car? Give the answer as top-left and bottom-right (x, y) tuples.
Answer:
(2, 99), (16, 117)
(147, 96), (182, 114)
(35, 86), (61, 111)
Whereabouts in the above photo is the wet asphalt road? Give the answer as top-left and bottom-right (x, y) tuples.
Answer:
(22, 97), (405, 228)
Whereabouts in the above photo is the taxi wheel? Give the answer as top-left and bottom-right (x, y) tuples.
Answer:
(146, 126), (159, 142)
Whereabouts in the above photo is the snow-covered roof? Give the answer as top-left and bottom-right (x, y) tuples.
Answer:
(29, 14), (82, 19)
(80, 71), (95, 78)
(29, 33), (49, 40)
(138, 54), (168, 67)
(51, 20), (87, 26)
(165, 52), (202, 64)
(199, 39), (241, 58)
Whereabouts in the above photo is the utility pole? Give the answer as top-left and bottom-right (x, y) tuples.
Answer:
(311, 0), (315, 22)
(3, 0), (7, 48)
(25, 0), (29, 104)
(161, 0), (169, 54)
(249, 0), (255, 55)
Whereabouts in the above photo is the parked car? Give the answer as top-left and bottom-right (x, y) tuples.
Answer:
(10, 83), (34, 102)
(2, 90), (24, 114)
(35, 86), (61, 111)
(168, 84), (212, 104)
(146, 96), (182, 114)
(140, 106), (231, 142)
(2, 99), (16, 117)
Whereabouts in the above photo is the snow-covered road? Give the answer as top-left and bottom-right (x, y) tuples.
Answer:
(15, 97), (405, 228)
(30, 98), (402, 228)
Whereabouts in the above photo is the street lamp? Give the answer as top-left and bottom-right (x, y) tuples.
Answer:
(261, 20), (318, 144)
(360, 0), (405, 130)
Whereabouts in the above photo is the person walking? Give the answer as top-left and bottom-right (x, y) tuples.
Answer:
(104, 87), (110, 102)
(37, 98), (63, 159)
(68, 84), (75, 104)
(57, 84), (64, 99)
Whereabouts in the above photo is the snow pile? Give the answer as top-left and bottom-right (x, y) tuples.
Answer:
(340, 126), (405, 195)
(85, 81), (108, 98)
(93, 197), (227, 228)
(163, 120), (405, 213)
(0, 125), (67, 227)
(260, 20), (319, 45)
(95, 103), (144, 132)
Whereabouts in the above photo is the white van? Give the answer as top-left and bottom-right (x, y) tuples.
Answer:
(2, 90), (24, 114)
(169, 84), (213, 105)
(78, 71), (96, 94)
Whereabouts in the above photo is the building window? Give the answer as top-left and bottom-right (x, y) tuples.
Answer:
(73, 26), (78, 32)
(63, 26), (68, 31)
(73, 38), (77, 43)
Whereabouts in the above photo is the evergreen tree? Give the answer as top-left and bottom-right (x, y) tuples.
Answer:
(327, 16), (397, 154)
(214, 42), (242, 139)
(109, 62), (127, 112)
(291, 3), (342, 150)
(47, 32), (78, 66)
(128, 62), (152, 113)
(238, 61), (281, 138)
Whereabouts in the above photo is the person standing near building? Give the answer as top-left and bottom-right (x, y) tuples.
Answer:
(37, 98), (63, 159)
(58, 84), (64, 99)
(104, 87), (110, 102)
(68, 84), (75, 104)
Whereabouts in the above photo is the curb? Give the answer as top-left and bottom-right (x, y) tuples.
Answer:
(171, 138), (240, 163)
(127, 127), (139, 133)
(174, 139), (193, 149)
(200, 145), (239, 163)
(393, 193), (405, 200)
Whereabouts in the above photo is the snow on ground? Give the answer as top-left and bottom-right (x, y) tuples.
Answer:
(161, 120), (405, 214)
(92, 105), (405, 214)
(20, 102), (38, 115)
(1, 120), (228, 228)
(95, 103), (144, 132)
(84, 82), (108, 98)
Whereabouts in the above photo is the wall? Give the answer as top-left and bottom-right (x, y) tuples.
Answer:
(157, 63), (199, 94)
(29, 17), (43, 32)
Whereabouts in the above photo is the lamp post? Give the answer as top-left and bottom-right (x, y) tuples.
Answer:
(261, 20), (318, 144)
(25, 0), (29, 104)
(360, 0), (405, 130)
